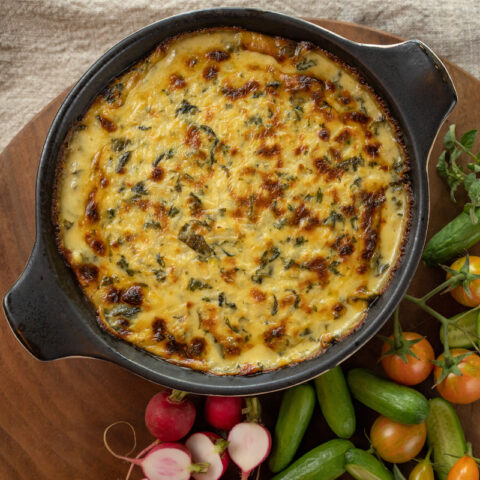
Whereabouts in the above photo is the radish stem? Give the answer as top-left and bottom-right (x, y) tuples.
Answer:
(168, 389), (189, 403)
(190, 462), (210, 473)
(214, 438), (229, 454)
(245, 397), (261, 423)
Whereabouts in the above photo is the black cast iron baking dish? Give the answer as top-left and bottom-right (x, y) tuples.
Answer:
(3, 8), (457, 395)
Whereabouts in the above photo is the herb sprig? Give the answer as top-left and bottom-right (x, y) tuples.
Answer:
(437, 124), (480, 223)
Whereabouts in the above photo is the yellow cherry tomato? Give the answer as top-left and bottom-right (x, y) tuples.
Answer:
(409, 455), (434, 480)
(449, 256), (480, 307)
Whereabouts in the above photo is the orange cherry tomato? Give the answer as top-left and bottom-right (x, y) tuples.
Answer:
(449, 256), (480, 307)
(434, 349), (480, 404)
(381, 333), (434, 385)
(447, 456), (479, 480)
(371, 415), (426, 463)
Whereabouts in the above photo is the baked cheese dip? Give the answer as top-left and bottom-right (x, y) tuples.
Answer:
(55, 29), (411, 375)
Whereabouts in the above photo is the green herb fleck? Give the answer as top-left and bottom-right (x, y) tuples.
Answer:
(295, 236), (307, 246)
(116, 151), (131, 173)
(153, 148), (174, 166)
(131, 181), (148, 196)
(145, 220), (161, 229)
(296, 58), (317, 71)
(167, 205), (180, 217)
(111, 138), (131, 152)
(176, 99), (199, 116)
(188, 278), (212, 291)
(328, 260), (342, 275)
(218, 292), (237, 309)
(117, 255), (135, 276)
(178, 222), (213, 258)
(271, 295), (278, 315)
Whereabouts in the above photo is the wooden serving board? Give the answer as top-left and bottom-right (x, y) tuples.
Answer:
(1, 19), (480, 480)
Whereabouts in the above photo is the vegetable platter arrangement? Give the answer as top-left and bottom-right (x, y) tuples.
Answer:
(105, 125), (480, 480)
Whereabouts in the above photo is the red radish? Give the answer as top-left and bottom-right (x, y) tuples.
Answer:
(185, 432), (229, 480)
(145, 390), (196, 441)
(227, 398), (271, 480)
(108, 442), (209, 480)
(205, 396), (243, 430)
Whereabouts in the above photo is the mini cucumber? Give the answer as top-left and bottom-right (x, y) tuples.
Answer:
(426, 397), (467, 480)
(347, 368), (429, 424)
(422, 209), (480, 266)
(440, 309), (480, 348)
(314, 365), (356, 438)
(345, 448), (394, 480)
(271, 438), (353, 480)
(269, 383), (316, 473)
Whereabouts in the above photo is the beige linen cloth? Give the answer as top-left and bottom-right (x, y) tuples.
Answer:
(1, 0), (479, 153)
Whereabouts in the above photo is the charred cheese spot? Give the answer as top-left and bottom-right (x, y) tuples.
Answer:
(57, 29), (410, 375)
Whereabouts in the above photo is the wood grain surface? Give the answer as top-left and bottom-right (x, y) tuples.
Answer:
(1, 19), (480, 480)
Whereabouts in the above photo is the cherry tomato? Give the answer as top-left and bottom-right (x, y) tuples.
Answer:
(449, 256), (480, 307)
(434, 349), (480, 404)
(409, 457), (434, 480)
(371, 415), (426, 464)
(447, 456), (479, 480)
(381, 333), (434, 385)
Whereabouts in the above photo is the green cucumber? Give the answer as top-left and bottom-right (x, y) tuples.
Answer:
(345, 448), (394, 480)
(269, 383), (316, 473)
(440, 309), (480, 348)
(422, 209), (480, 266)
(347, 368), (429, 424)
(426, 397), (467, 480)
(271, 438), (353, 480)
(314, 365), (356, 438)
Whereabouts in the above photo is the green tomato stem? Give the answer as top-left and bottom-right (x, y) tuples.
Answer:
(403, 294), (450, 324)
(442, 316), (452, 359)
(393, 307), (403, 350)
(419, 275), (458, 302)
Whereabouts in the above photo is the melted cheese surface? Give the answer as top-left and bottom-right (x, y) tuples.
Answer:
(56, 29), (410, 374)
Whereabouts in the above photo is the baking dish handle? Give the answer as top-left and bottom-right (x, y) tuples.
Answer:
(3, 245), (108, 361)
(344, 39), (457, 161)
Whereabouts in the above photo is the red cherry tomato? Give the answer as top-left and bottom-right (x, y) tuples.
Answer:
(381, 332), (434, 385)
(449, 256), (480, 307)
(447, 456), (479, 480)
(434, 349), (480, 404)
(371, 415), (426, 463)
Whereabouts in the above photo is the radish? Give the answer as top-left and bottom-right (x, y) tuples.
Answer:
(185, 432), (229, 480)
(103, 423), (208, 480)
(111, 442), (209, 480)
(145, 390), (196, 441)
(227, 398), (271, 480)
(205, 396), (243, 431)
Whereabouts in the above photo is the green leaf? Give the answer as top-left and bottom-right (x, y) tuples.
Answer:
(437, 150), (448, 179)
(469, 205), (479, 224)
(465, 174), (480, 224)
(460, 129), (478, 151)
(444, 124), (457, 151)
(466, 163), (480, 173)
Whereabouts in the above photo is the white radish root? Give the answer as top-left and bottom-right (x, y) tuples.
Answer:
(227, 423), (271, 480)
(141, 446), (193, 480)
